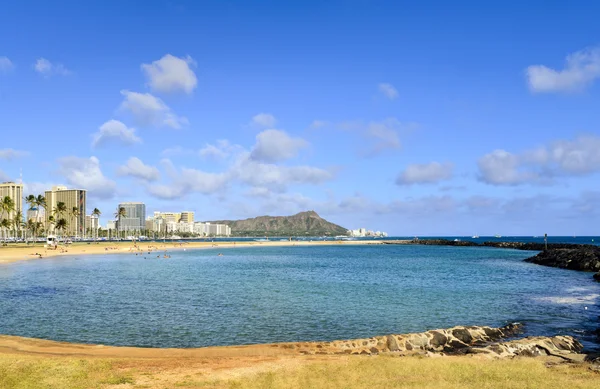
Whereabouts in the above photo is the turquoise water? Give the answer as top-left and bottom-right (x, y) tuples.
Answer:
(1, 245), (599, 350)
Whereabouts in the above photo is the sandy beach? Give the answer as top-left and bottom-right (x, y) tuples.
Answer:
(0, 239), (383, 265)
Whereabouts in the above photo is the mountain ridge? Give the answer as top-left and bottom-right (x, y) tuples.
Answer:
(204, 211), (348, 237)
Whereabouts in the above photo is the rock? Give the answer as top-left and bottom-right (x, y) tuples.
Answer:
(524, 248), (600, 276)
(301, 323), (523, 356)
(429, 331), (448, 348)
(594, 272), (600, 281)
(386, 335), (400, 352)
(473, 335), (584, 362)
(452, 328), (473, 344)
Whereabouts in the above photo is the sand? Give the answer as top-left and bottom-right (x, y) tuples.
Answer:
(0, 239), (382, 265)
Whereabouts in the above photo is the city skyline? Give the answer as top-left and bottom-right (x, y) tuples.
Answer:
(1, 1), (600, 236)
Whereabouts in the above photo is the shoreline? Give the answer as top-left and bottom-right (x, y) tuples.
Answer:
(0, 239), (383, 265)
(0, 323), (582, 360)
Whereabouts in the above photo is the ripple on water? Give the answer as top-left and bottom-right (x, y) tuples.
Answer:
(0, 245), (599, 350)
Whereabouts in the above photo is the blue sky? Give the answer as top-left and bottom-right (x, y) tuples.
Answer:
(1, 0), (599, 235)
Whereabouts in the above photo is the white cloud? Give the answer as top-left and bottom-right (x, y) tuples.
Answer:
(526, 46), (600, 93)
(232, 152), (333, 191)
(119, 90), (188, 129)
(364, 118), (403, 156)
(245, 187), (272, 198)
(34, 58), (70, 77)
(478, 135), (600, 185)
(23, 182), (59, 196)
(91, 120), (141, 148)
(396, 162), (454, 185)
(141, 54), (197, 94)
(378, 83), (398, 99)
(147, 166), (228, 199)
(199, 139), (242, 160)
(0, 148), (29, 160)
(0, 57), (14, 73)
(250, 129), (308, 163)
(251, 113), (277, 128)
(117, 157), (160, 181)
(57, 156), (116, 199)
(161, 146), (194, 157)
(477, 149), (537, 185)
(309, 120), (329, 129)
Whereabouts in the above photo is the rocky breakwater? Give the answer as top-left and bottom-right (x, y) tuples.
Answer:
(524, 246), (600, 281)
(276, 323), (584, 360)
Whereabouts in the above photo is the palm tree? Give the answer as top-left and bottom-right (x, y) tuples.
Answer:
(0, 218), (10, 244)
(52, 201), (67, 237)
(92, 207), (101, 240)
(114, 206), (126, 239)
(55, 218), (68, 240)
(25, 194), (36, 213)
(70, 206), (80, 238)
(12, 211), (24, 240)
(1, 196), (15, 241)
(36, 195), (47, 237)
(25, 219), (35, 244)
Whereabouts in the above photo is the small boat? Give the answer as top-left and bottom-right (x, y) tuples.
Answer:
(472, 235), (479, 239)
(495, 234), (501, 238)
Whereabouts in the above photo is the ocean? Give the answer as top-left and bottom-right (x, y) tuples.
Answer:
(0, 244), (599, 350)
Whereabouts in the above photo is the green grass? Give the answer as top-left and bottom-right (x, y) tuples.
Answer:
(0, 355), (134, 389)
(1, 353), (598, 389)
(179, 356), (600, 389)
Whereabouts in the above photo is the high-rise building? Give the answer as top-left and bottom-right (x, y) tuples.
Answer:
(158, 212), (181, 223)
(0, 181), (24, 221)
(26, 207), (45, 223)
(45, 186), (86, 237)
(85, 215), (99, 231)
(117, 202), (146, 232)
(180, 211), (194, 223)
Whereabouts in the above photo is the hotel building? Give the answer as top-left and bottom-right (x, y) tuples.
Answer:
(45, 186), (87, 237)
(0, 182), (23, 220)
(117, 202), (146, 232)
(180, 211), (194, 223)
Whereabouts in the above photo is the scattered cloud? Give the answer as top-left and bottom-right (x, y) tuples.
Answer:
(161, 146), (194, 157)
(250, 129), (308, 163)
(396, 162), (454, 185)
(378, 83), (398, 99)
(56, 156), (116, 199)
(117, 157), (160, 181)
(0, 169), (9, 181)
(251, 113), (277, 128)
(23, 182), (59, 196)
(526, 46), (600, 93)
(91, 120), (141, 148)
(232, 153), (333, 191)
(0, 148), (29, 160)
(119, 90), (188, 129)
(199, 139), (242, 160)
(364, 118), (403, 156)
(34, 58), (70, 77)
(147, 166), (228, 199)
(478, 134), (600, 185)
(141, 54), (197, 94)
(0, 57), (14, 73)
(309, 120), (329, 129)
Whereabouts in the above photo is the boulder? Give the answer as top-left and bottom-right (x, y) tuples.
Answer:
(524, 248), (600, 272)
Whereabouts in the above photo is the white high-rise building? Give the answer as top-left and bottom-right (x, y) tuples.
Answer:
(116, 202), (146, 232)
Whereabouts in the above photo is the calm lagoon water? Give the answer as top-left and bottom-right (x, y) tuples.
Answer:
(1, 245), (599, 350)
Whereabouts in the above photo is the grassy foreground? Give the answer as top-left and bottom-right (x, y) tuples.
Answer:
(1, 353), (599, 389)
